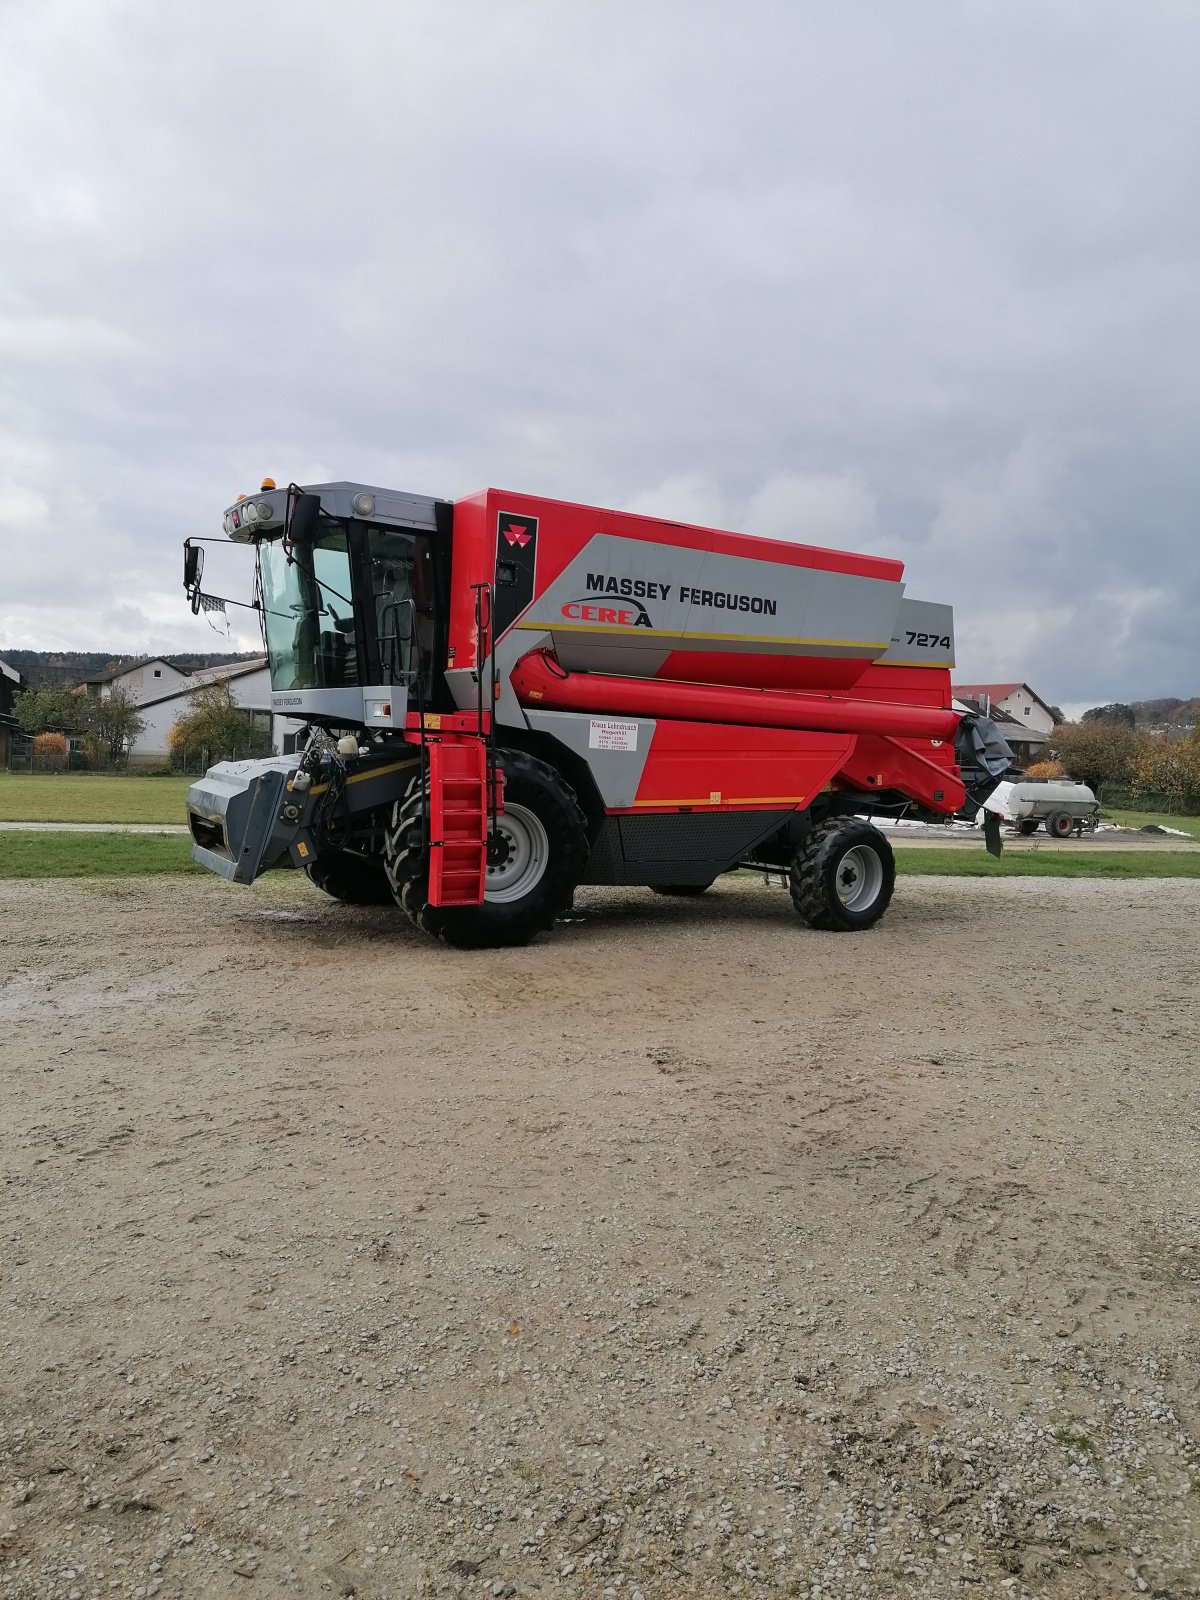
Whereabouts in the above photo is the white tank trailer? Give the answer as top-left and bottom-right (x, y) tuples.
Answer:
(1006, 781), (1099, 838)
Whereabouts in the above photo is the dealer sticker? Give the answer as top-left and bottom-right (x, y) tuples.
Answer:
(589, 718), (639, 752)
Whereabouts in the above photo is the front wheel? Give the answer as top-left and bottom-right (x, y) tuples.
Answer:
(790, 819), (895, 932)
(1045, 810), (1074, 839)
(305, 850), (395, 905)
(384, 749), (589, 948)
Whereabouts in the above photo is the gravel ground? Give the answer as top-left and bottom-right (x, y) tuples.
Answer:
(1, 873), (1198, 1600)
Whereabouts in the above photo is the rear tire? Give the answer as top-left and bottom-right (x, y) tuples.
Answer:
(1017, 819), (1040, 836)
(651, 882), (715, 897)
(305, 850), (394, 906)
(1045, 810), (1074, 839)
(384, 749), (588, 948)
(790, 819), (895, 931)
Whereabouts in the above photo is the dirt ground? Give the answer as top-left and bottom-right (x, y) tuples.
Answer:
(1, 873), (1198, 1600)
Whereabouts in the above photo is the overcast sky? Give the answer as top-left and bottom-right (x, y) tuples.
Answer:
(1, 1), (1197, 708)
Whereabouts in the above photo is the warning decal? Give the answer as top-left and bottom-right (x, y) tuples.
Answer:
(589, 718), (639, 752)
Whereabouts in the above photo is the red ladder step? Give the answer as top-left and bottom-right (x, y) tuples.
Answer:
(427, 740), (492, 907)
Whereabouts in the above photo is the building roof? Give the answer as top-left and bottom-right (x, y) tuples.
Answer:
(0, 657), (21, 684)
(952, 681), (1059, 722)
(184, 658), (268, 687)
(78, 655), (186, 687)
(133, 659), (269, 712)
(951, 682), (1022, 702)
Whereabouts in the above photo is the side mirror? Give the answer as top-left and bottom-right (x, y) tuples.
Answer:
(287, 490), (322, 546)
(184, 540), (204, 591)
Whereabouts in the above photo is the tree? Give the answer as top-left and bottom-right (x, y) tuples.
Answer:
(14, 683), (143, 767)
(1081, 703), (1136, 728)
(1051, 720), (1144, 791)
(91, 688), (145, 767)
(14, 684), (92, 737)
(1048, 705), (1066, 725)
(170, 682), (273, 770)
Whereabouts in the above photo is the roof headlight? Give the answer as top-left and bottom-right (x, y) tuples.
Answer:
(243, 502), (258, 522)
(255, 500), (273, 522)
(223, 512), (234, 535)
(353, 492), (374, 517)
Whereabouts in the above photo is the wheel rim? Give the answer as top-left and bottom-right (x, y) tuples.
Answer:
(835, 844), (884, 912)
(485, 803), (549, 904)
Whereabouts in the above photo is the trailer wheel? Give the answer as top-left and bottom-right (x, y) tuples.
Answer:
(384, 749), (588, 948)
(1017, 819), (1040, 836)
(790, 819), (895, 931)
(651, 882), (715, 897)
(1045, 810), (1074, 839)
(304, 850), (395, 906)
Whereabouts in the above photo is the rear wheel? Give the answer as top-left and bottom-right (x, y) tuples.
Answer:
(1045, 810), (1074, 839)
(651, 882), (715, 898)
(790, 819), (895, 931)
(1017, 819), (1040, 836)
(384, 749), (588, 948)
(305, 850), (394, 906)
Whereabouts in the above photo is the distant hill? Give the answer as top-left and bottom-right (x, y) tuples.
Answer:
(0, 651), (261, 690)
(1129, 698), (1199, 730)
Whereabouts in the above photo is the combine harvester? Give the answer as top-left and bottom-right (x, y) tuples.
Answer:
(183, 481), (1011, 946)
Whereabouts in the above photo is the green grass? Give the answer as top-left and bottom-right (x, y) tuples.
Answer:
(3, 833), (1200, 885)
(0, 833), (199, 879)
(0, 773), (192, 824)
(1101, 806), (1200, 840)
(894, 847), (1200, 878)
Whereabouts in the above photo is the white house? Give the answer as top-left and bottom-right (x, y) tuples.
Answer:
(126, 659), (276, 766)
(80, 656), (192, 705)
(952, 682), (1058, 769)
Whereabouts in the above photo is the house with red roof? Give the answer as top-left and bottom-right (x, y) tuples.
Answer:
(952, 682), (1059, 769)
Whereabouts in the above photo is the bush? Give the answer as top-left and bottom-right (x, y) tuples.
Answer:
(1051, 720), (1144, 791)
(32, 732), (69, 772)
(1024, 759), (1065, 780)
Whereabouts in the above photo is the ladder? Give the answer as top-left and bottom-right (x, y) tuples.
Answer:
(426, 739), (490, 906)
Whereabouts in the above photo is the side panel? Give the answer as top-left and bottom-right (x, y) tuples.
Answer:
(627, 721), (855, 813)
(582, 811), (796, 886)
(512, 531), (903, 691)
(446, 488), (905, 680)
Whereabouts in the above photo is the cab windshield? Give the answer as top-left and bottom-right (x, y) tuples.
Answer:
(258, 520), (439, 696)
(259, 523), (357, 691)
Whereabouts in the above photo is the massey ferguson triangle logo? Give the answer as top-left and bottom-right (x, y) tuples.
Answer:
(500, 514), (537, 549)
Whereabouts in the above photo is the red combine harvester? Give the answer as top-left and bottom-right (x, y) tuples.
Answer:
(183, 482), (1011, 946)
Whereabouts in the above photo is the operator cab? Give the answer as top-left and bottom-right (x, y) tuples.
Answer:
(186, 481), (452, 731)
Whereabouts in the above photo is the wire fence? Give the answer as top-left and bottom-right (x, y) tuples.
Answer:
(1097, 783), (1197, 816)
(5, 741), (273, 776)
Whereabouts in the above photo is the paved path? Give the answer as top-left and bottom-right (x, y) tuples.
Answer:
(0, 821), (190, 834)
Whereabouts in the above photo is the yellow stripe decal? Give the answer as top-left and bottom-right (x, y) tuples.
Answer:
(308, 757), (420, 797)
(877, 658), (955, 669)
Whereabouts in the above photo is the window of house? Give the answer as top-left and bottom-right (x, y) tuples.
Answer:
(1024, 706), (1030, 715)
(154, 669), (162, 678)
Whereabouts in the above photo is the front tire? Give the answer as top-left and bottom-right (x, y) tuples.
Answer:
(305, 850), (395, 906)
(790, 819), (895, 931)
(384, 749), (588, 948)
(1045, 810), (1074, 839)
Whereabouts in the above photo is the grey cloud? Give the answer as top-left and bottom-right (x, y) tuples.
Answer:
(1, 0), (1197, 703)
